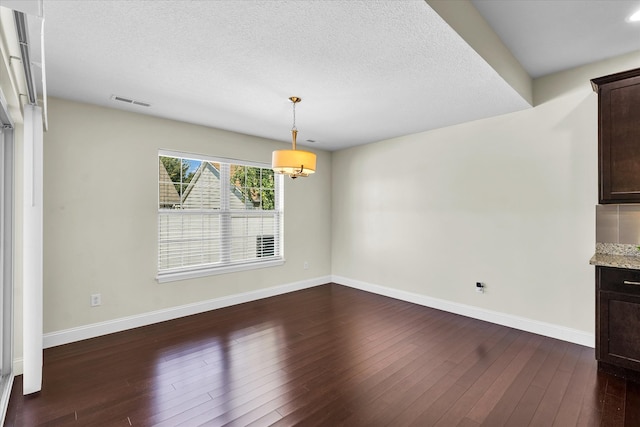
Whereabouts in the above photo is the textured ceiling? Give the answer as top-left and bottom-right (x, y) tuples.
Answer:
(35, 0), (530, 151)
(6, 0), (640, 151)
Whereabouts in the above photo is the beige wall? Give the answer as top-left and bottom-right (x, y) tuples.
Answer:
(331, 51), (640, 335)
(42, 98), (332, 333)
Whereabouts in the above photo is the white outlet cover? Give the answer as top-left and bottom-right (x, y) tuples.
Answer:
(91, 294), (101, 306)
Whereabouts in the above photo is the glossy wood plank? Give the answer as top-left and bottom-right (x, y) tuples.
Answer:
(466, 334), (548, 424)
(552, 346), (598, 426)
(433, 330), (534, 427)
(528, 343), (579, 425)
(5, 283), (640, 426)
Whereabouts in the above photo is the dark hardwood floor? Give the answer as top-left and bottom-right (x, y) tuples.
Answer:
(4, 283), (640, 426)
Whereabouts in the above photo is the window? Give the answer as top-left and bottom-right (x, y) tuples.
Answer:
(157, 150), (283, 282)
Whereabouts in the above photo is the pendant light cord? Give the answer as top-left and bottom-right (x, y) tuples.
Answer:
(291, 100), (297, 132)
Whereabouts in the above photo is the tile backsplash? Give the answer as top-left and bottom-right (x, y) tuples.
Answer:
(596, 204), (640, 244)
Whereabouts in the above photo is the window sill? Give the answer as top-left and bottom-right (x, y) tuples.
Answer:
(156, 258), (285, 283)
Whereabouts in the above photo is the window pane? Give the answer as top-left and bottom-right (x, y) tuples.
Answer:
(159, 156), (184, 184)
(246, 167), (261, 186)
(159, 181), (180, 209)
(231, 165), (267, 209)
(230, 165), (246, 188)
(159, 157), (181, 209)
(261, 168), (274, 188)
(182, 162), (221, 210)
(246, 188), (261, 210)
(261, 189), (275, 210)
(183, 159), (200, 182)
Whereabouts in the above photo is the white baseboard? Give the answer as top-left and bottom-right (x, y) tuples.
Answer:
(42, 276), (330, 350)
(332, 275), (595, 348)
(31, 274), (593, 375)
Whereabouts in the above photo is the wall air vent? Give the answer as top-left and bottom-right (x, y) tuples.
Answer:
(110, 95), (151, 107)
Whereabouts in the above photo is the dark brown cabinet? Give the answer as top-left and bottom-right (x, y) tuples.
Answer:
(596, 266), (640, 377)
(591, 68), (640, 204)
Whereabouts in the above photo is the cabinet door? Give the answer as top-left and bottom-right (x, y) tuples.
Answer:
(598, 290), (640, 370)
(597, 72), (640, 203)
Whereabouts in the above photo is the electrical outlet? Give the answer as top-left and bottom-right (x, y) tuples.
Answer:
(303, 261), (309, 270)
(476, 282), (484, 294)
(91, 293), (101, 307)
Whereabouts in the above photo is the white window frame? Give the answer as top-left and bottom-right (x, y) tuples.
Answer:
(157, 149), (284, 283)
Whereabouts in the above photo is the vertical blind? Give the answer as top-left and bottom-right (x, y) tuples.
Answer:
(157, 151), (283, 279)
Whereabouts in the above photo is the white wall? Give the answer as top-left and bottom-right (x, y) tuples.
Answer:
(331, 51), (640, 339)
(41, 98), (332, 334)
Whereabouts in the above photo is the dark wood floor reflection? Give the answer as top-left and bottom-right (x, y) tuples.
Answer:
(5, 283), (640, 426)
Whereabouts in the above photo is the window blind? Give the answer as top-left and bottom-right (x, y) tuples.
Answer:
(157, 151), (283, 281)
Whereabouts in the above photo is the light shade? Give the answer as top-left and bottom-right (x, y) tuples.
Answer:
(272, 149), (316, 177)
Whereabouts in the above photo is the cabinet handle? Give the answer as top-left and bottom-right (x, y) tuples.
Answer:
(623, 280), (640, 286)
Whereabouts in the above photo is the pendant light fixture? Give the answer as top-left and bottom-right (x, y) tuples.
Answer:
(272, 97), (317, 179)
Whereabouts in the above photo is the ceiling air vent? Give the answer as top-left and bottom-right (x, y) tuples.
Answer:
(110, 95), (151, 107)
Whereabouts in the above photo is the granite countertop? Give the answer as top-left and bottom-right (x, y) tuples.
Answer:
(590, 243), (640, 270)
